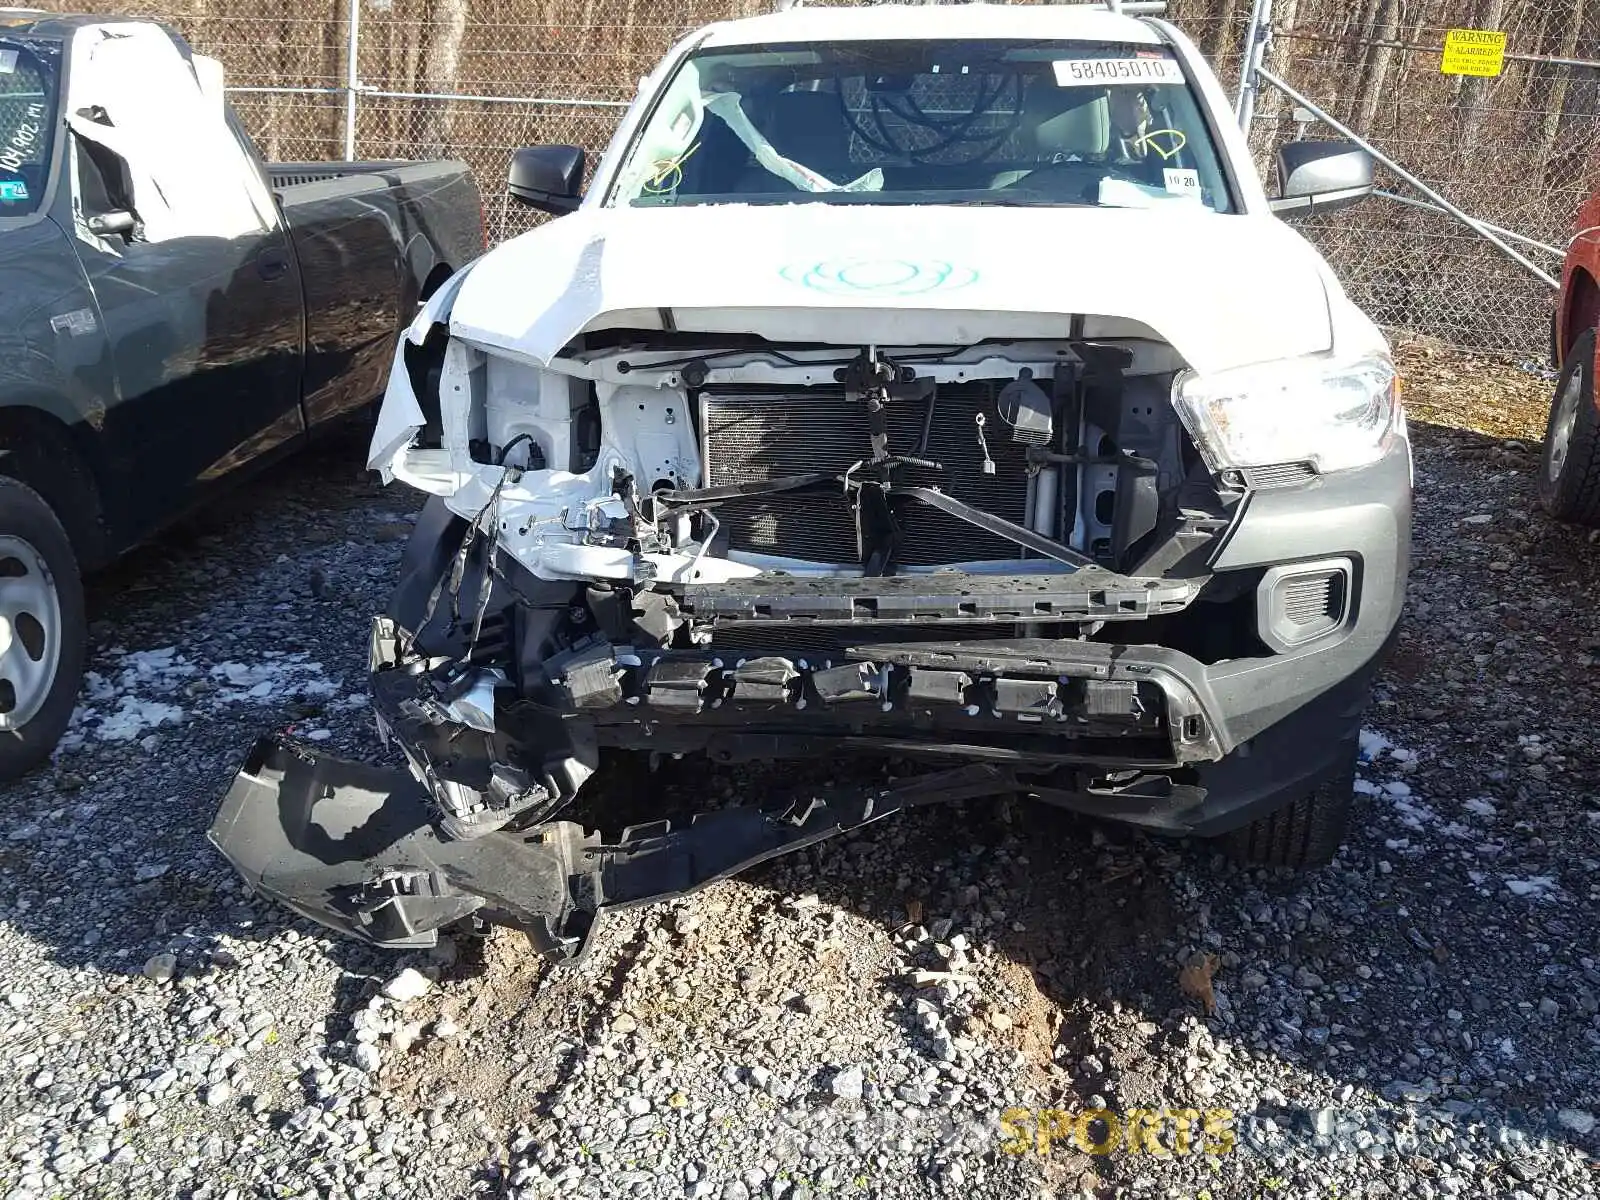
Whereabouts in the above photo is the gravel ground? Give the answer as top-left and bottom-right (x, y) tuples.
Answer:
(2, 380), (1599, 1200)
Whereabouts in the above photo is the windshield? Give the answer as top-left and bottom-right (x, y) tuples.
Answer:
(0, 37), (58, 218)
(609, 39), (1235, 213)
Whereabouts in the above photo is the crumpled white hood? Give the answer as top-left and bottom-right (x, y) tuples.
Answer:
(447, 202), (1338, 375)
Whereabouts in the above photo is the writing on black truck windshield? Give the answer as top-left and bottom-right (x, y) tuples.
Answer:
(0, 38), (58, 217)
(611, 39), (1234, 213)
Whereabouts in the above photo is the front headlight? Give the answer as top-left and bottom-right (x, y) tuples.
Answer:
(1173, 354), (1401, 475)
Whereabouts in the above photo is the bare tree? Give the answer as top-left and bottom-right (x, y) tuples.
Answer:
(416, 0), (470, 159)
(1208, 0), (1243, 64)
(1539, 0), (1585, 154)
(1458, 0), (1508, 148)
(1354, 0), (1403, 133)
(1341, 0), (1389, 121)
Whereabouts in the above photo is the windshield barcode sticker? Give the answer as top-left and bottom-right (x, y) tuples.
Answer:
(1053, 57), (1184, 87)
(0, 49), (18, 75)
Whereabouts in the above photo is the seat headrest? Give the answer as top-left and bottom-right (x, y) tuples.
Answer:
(1034, 96), (1110, 158)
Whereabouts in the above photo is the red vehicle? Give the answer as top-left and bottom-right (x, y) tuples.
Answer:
(1541, 193), (1600, 523)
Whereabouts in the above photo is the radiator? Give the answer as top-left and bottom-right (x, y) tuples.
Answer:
(699, 383), (1034, 568)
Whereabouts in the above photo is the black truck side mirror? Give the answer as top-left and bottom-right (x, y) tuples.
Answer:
(508, 146), (585, 215)
(1270, 140), (1375, 217)
(87, 210), (137, 237)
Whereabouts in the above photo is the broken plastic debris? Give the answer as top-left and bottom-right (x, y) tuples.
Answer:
(442, 668), (506, 733)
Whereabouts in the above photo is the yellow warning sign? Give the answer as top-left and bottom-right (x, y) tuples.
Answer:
(1441, 28), (1507, 77)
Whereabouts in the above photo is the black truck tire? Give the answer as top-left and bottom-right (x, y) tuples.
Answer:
(1218, 765), (1354, 869)
(1538, 327), (1600, 526)
(0, 478), (87, 780)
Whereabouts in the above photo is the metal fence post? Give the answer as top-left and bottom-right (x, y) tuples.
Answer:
(343, 0), (361, 161)
(1235, 0), (1271, 133)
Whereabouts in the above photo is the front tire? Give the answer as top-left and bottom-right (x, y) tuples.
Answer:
(1218, 763), (1354, 869)
(0, 478), (86, 780)
(1538, 327), (1600, 526)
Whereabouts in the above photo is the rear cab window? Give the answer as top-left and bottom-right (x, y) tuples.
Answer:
(0, 37), (60, 218)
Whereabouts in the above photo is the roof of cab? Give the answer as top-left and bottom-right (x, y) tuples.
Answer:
(697, 3), (1166, 49)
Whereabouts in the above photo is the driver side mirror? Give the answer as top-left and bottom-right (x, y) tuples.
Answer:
(508, 145), (585, 215)
(1270, 140), (1374, 216)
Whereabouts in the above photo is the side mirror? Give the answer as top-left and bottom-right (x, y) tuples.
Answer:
(87, 210), (137, 237)
(1270, 140), (1374, 217)
(507, 146), (585, 215)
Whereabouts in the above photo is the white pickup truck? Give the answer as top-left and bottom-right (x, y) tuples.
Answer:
(213, 1), (1412, 957)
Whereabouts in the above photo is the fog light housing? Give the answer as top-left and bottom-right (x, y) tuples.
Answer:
(1257, 558), (1352, 651)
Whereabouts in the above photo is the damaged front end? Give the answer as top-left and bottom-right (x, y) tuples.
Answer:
(211, 287), (1369, 957)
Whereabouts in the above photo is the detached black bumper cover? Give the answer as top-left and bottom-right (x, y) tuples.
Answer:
(208, 735), (1029, 955)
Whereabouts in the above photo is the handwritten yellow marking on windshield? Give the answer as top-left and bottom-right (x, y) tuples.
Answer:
(1136, 128), (1188, 161)
(644, 142), (700, 194)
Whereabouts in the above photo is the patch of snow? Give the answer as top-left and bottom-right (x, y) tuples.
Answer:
(1359, 728), (1416, 766)
(1390, 795), (1444, 834)
(1504, 876), (1557, 899)
(209, 654), (338, 704)
(120, 647), (197, 683)
(65, 646), (344, 750)
(95, 697), (185, 742)
(70, 646), (195, 743)
(1463, 797), (1497, 818)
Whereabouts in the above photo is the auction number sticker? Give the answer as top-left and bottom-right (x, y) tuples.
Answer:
(1053, 57), (1184, 87)
(1163, 167), (1201, 198)
(0, 49), (17, 74)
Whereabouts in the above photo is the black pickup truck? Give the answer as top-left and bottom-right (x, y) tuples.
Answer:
(0, 13), (484, 775)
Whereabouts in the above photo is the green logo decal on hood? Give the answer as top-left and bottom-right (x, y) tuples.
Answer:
(781, 259), (980, 297)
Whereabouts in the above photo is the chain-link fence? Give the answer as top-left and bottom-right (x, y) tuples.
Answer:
(34, 0), (1600, 359)
(1240, 1), (1600, 360)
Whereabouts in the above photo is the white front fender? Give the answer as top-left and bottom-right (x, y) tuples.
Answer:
(368, 263), (479, 481)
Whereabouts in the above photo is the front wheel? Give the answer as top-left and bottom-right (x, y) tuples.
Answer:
(1538, 327), (1600, 526)
(0, 478), (87, 780)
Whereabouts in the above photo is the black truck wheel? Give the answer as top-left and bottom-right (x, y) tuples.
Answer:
(1218, 765), (1354, 869)
(0, 478), (86, 780)
(1539, 327), (1600, 526)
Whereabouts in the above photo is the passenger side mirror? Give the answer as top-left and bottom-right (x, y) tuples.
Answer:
(507, 146), (585, 215)
(1270, 140), (1374, 216)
